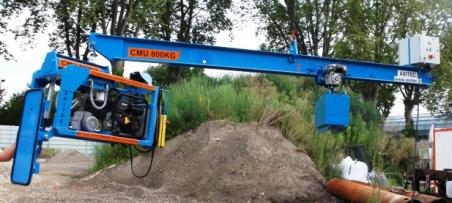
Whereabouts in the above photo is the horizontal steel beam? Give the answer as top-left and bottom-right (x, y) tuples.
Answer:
(89, 33), (432, 86)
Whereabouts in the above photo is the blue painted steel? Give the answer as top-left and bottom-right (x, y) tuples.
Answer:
(33, 60), (156, 144)
(11, 89), (44, 185)
(52, 65), (90, 129)
(89, 33), (432, 86)
(314, 91), (350, 132)
(31, 51), (109, 88)
(139, 87), (160, 147)
(13, 32), (437, 186)
(43, 63), (157, 147)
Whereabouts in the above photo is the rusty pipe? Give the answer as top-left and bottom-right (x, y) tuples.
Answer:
(400, 192), (447, 203)
(327, 178), (420, 203)
(388, 187), (447, 203)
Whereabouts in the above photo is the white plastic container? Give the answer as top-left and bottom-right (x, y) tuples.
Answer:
(339, 156), (369, 183)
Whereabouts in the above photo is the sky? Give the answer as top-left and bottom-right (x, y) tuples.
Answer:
(0, 10), (427, 117)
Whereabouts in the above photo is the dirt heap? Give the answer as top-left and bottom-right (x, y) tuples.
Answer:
(86, 120), (335, 202)
(1, 150), (96, 203)
(42, 149), (94, 177)
(46, 149), (94, 164)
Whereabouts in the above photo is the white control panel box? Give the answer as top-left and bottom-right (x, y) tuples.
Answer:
(398, 36), (440, 67)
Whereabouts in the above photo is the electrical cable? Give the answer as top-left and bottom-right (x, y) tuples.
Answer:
(128, 89), (162, 178)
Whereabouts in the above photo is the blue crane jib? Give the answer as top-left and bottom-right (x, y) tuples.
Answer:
(11, 33), (437, 186)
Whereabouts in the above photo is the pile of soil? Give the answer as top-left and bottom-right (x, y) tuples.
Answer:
(42, 149), (94, 177)
(0, 150), (96, 202)
(46, 149), (94, 164)
(2, 121), (335, 202)
(85, 120), (335, 202)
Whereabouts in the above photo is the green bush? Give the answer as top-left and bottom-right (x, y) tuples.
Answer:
(90, 144), (131, 173)
(166, 77), (210, 136)
(166, 76), (254, 137)
(93, 74), (393, 180)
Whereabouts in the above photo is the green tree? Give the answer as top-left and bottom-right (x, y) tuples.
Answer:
(0, 92), (25, 125)
(333, 0), (399, 120)
(14, 0), (232, 80)
(396, 0), (452, 132)
(146, 65), (205, 87)
(423, 27), (452, 119)
(52, 0), (233, 79)
(254, 0), (399, 119)
(330, 0), (451, 126)
(47, 0), (161, 75)
(254, 0), (343, 56)
(394, 0), (429, 134)
(143, 0), (232, 82)
(0, 1), (49, 60)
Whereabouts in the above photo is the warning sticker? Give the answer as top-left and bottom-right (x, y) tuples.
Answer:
(58, 59), (100, 70)
(394, 70), (421, 84)
(128, 48), (180, 60)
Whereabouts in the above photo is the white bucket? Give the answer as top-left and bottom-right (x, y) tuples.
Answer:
(339, 156), (368, 183)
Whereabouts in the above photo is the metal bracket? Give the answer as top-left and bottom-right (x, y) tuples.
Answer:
(316, 64), (347, 91)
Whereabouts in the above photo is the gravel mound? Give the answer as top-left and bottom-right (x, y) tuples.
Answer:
(86, 120), (335, 202)
(1, 150), (96, 203)
(46, 149), (94, 164)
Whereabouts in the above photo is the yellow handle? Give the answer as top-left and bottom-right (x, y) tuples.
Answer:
(158, 115), (167, 148)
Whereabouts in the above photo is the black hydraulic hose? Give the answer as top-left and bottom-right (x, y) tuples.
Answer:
(128, 89), (162, 178)
(128, 144), (156, 178)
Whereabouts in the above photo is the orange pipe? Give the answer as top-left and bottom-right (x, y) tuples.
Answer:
(327, 178), (418, 203)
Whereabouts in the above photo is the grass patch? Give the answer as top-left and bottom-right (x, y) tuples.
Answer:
(89, 144), (131, 173)
(92, 74), (406, 181)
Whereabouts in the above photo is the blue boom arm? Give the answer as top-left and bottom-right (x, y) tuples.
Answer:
(89, 33), (432, 86)
(89, 33), (433, 131)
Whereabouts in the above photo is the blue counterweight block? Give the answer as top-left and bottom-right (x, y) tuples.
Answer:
(315, 91), (350, 132)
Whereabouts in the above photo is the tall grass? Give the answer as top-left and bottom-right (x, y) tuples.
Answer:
(162, 75), (388, 178)
(93, 74), (404, 180)
(167, 76), (254, 137)
(90, 144), (131, 172)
